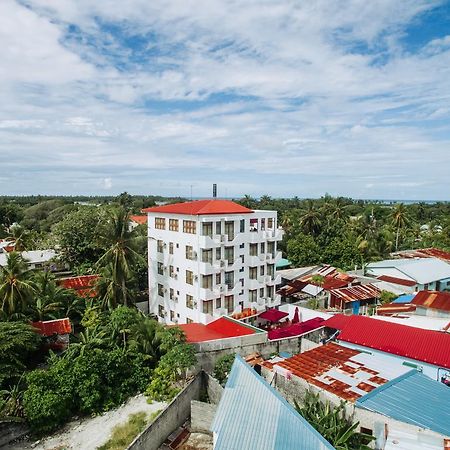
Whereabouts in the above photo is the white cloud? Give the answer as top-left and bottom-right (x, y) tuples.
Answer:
(0, 0), (448, 199)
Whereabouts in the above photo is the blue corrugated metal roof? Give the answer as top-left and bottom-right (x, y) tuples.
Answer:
(211, 355), (335, 450)
(392, 294), (415, 304)
(356, 370), (450, 436)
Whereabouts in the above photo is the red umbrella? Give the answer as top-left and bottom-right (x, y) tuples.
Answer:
(292, 307), (300, 324)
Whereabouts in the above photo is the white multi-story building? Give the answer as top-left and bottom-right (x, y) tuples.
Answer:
(143, 199), (283, 324)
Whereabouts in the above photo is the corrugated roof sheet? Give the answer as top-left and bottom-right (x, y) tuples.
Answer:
(275, 343), (409, 402)
(392, 294), (415, 304)
(58, 275), (98, 297)
(259, 308), (289, 322)
(330, 284), (380, 303)
(392, 247), (450, 263)
(211, 355), (335, 450)
(368, 258), (450, 285)
(412, 290), (450, 312)
(267, 317), (325, 340)
(376, 303), (416, 316)
(142, 199), (253, 215)
(357, 370), (450, 436)
(323, 314), (450, 369)
(377, 275), (417, 287)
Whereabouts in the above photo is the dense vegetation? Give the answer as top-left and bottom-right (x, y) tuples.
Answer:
(237, 195), (450, 270)
(0, 194), (196, 435)
(295, 391), (374, 450)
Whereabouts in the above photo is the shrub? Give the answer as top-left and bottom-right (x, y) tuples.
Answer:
(213, 354), (235, 386)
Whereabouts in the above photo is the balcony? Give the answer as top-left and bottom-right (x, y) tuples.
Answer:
(199, 286), (216, 300)
(198, 260), (217, 275)
(199, 235), (217, 248)
(263, 228), (284, 240)
(247, 278), (261, 290)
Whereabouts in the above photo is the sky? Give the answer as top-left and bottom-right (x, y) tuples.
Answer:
(1, 0), (450, 200)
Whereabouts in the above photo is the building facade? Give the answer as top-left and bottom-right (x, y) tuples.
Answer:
(144, 200), (283, 324)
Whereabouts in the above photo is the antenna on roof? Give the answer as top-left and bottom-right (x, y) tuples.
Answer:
(190, 184), (193, 201)
(213, 183), (217, 199)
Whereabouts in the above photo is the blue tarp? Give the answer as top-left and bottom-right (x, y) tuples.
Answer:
(392, 294), (415, 304)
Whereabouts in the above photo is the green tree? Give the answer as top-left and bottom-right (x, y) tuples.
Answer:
(213, 354), (235, 386)
(0, 252), (35, 318)
(96, 208), (144, 307)
(0, 322), (41, 389)
(299, 200), (322, 236)
(287, 233), (321, 267)
(294, 391), (374, 450)
(53, 206), (108, 270)
(391, 203), (411, 251)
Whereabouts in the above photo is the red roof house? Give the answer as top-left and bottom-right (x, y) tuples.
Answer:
(412, 290), (450, 313)
(142, 199), (253, 216)
(130, 215), (148, 225)
(32, 318), (72, 336)
(323, 314), (450, 369)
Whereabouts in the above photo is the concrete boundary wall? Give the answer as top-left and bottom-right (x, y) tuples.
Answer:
(196, 327), (324, 373)
(128, 372), (203, 450)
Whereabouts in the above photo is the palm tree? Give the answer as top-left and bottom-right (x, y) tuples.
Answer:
(299, 200), (322, 236)
(96, 208), (144, 307)
(326, 198), (350, 221)
(391, 203), (410, 251)
(130, 318), (160, 360)
(28, 271), (67, 321)
(0, 252), (35, 318)
(7, 225), (31, 251)
(95, 265), (123, 310)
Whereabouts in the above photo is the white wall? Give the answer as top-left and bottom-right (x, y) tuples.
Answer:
(147, 210), (283, 324)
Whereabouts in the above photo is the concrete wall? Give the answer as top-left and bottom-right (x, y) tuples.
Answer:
(190, 400), (217, 433)
(128, 372), (203, 450)
(195, 327), (324, 373)
(204, 373), (224, 405)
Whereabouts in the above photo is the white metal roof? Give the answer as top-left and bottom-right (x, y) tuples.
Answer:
(367, 257), (450, 284)
(0, 250), (57, 267)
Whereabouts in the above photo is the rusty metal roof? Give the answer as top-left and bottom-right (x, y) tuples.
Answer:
(392, 247), (450, 263)
(274, 342), (410, 403)
(330, 284), (380, 303)
(412, 290), (450, 312)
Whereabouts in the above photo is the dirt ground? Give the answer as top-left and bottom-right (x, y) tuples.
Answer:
(10, 395), (166, 450)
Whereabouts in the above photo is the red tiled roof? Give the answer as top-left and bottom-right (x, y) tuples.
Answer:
(58, 275), (98, 298)
(412, 290), (450, 312)
(177, 316), (258, 343)
(130, 215), (147, 225)
(32, 318), (72, 336)
(330, 284), (381, 303)
(323, 314), (450, 369)
(142, 199), (253, 215)
(377, 275), (417, 287)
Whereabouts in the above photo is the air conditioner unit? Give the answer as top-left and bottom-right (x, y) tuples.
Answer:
(194, 275), (198, 281)
(266, 254), (271, 260)
(173, 296), (178, 302)
(193, 251), (197, 259)
(174, 274), (178, 279)
(220, 235), (226, 242)
(163, 242), (167, 248)
(162, 288), (167, 294)
(220, 260), (226, 267)
(219, 286), (225, 292)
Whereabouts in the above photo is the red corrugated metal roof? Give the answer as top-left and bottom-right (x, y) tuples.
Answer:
(58, 275), (98, 297)
(177, 316), (257, 343)
(323, 314), (450, 369)
(32, 318), (72, 336)
(330, 284), (380, 303)
(377, 275), (417, 287)
(142, 199), (253, 215)
(130, 215), (147, 225)
(412, 290), (450, 312)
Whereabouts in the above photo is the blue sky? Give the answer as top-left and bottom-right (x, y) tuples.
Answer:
(1, 0), (450, 200)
